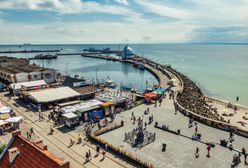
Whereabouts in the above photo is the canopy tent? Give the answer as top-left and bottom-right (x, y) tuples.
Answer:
(5, 116), (22, 123)
(27, 87), (80, 103)
(0, 106), (12, 114)
(60, 100), (103, 114)
(100, 102), (114, 107)
(153, 88), (166, 94)
(0, 113), (10, 120)
(0, 120), (8, 126)
(144, 92), (157, 99)
(10, 80), (47, 90)
(62, 113), (78, 119)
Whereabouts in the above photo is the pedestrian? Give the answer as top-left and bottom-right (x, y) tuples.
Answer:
(144, 122), (147, 130)
(245, 153), (247, 165)
(195, 125), (198, 134)
(234, 106), (237, 113)
(85, 152), (89, 162)
(96, 145), (100, 156)
(207, 144), (211, 157)
(195, 147), (199, 158)
(236, 96), (239, 102)
(242, 147), (246, 155)
(147, 107), (150, 113)
(26, 132), (29, 140)
(30, 127), (34, 134)
(105, 143), (108, 151)
(102, 150), (106, 160)
(88, 150), (92, 160)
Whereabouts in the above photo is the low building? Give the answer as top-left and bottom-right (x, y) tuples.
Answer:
(0, 64), (57, 84)
(23, 87), (81, 109)
(0, 130), (70, 168)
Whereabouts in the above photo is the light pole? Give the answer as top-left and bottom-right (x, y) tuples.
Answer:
(145, 80), (148, 91)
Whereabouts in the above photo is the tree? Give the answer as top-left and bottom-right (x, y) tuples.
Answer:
(0, 143), (6, 154)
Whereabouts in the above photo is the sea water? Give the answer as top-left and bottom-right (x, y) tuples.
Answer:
(0, 44), (247, 105)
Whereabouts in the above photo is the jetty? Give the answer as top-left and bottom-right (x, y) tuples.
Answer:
(0, 49), (60, 54)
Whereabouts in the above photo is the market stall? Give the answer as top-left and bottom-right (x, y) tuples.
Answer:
(62, 113), (79, 127)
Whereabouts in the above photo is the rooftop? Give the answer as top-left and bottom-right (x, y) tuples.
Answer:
(0, 130), (70, 168)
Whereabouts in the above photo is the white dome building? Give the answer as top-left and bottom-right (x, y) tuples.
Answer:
(121, 45), (135, 59)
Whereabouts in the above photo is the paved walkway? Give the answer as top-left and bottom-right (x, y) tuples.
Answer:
(100, 93), (248, 168)
(0, 93), (134, 168)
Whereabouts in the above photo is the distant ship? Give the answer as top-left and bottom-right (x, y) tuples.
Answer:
(34, 53), (57, 59)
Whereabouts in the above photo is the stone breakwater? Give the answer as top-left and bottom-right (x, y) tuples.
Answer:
(140, 57), (248, 137)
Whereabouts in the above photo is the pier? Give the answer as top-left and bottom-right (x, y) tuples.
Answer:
(0, 49), (60, 54)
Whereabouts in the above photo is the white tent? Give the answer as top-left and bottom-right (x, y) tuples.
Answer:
(0, 106), (12, 114)
(0, 119), (8, 126)
(5, 116), (23, 123)
(10, 80), (47, 90)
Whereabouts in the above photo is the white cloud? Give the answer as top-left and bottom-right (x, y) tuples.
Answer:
(113, 0), (129, 6)
(0, 0), (131, 15)
(135, 0), (191, 20)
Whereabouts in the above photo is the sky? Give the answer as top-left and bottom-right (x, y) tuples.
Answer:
(0, 0), (248, 44)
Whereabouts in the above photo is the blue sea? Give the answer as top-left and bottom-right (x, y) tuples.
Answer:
(0, 44), (248, 106)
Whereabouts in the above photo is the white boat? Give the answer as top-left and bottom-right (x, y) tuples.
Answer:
(104, 77), (117, 88)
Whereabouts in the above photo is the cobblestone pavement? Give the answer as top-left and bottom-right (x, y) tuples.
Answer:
(100, 95), (248, 168)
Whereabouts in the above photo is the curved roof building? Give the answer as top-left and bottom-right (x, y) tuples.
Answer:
(121, 45), (135, 59)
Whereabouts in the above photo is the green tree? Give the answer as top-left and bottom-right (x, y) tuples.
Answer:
(0, 143), (6, 154)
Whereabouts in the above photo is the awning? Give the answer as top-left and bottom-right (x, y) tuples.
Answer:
(77, 105), (100, 113)
(0, 106), (12, 114)
(0, 120), (8, 126)
(10, 80), (47, 90)
(0, 113), (10, 120)
(5, 116), (23, 123)
(144, 92), (157, 99)
(62, 113), (78, 119)
(100, 102), (114, 107)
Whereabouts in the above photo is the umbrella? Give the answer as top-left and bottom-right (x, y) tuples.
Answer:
(5, 116), (23, 123)
(220, 109), (228, 113)
(170, 78), (177, 82)
(0, 120), (8, 126)
(0, 106), (12, 114)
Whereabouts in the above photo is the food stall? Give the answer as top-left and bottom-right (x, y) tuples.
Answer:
(62, 113), (79, 128)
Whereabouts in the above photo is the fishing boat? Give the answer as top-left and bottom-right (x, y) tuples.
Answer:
(34, 53), (57, 59)
(121, 83), (137, 93)
(104, 77), (117, 88)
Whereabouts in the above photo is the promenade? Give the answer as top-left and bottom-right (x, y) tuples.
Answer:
(100, 92), (248, 168)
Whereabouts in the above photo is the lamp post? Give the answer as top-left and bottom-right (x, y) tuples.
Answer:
(145, 80), (148, 91)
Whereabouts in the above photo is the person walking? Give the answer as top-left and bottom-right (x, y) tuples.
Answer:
(195, 147), (199, 158)
(88, 150), (92, 160)
(96, 145), (100, 156)
(207, 144), (211, 157)
(195, 125), (198, 134)
(85, 152), (89, 162)
(102, 150), (106, 160)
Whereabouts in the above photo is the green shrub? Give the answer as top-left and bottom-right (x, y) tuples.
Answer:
(0, 143), (6, 154)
